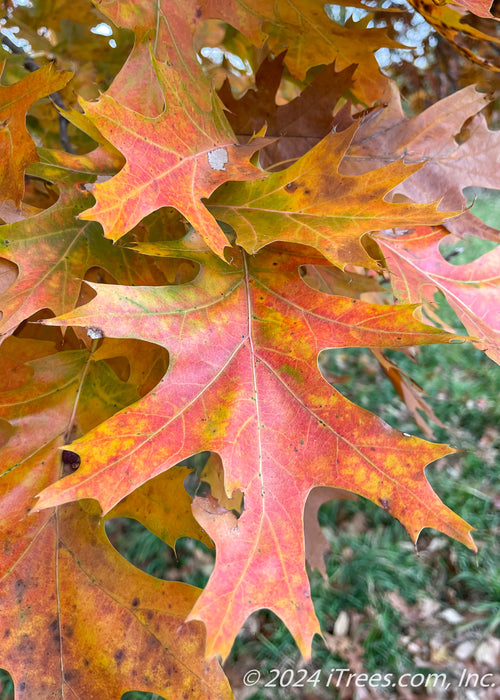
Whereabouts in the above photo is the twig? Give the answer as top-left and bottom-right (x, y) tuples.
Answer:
(1, 32), (75, 153)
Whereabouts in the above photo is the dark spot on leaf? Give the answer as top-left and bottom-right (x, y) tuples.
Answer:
(4, 629), (10, 637)
(17, 634), (35, 653)
(49, 619), (58, 632)
(378, 498), (390, 511)
(195, 7), (202, 17)
(132, 597), (140, 607)
(15, 578), (25, 602)
(285, 181), (298, 192)
(114, 648), (125, 665)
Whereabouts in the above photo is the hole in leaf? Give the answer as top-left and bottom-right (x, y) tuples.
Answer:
(105, 517), (215, 587)
(0, 668), (13, 699)
(464, 186), (500, 230)
(438, 234), (498, 266)
(23, 176), (59, 211)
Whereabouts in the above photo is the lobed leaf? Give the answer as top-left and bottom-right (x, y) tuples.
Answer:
(37, 236), (474, 659)
(0, 62), (71, 206)
(208, 124), (456, 269)
(0, 337), (229, 698)
(377, 226), (500, 365)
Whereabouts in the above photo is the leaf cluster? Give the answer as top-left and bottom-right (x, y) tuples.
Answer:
(0, 0), (499, 697)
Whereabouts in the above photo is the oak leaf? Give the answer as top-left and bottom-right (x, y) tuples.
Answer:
(79, 58), (266, 256)
(0, 62), (71, 206)
(0, 336), (230, 699)
(447, 0), (496, 18)
(377, 226), (500, 365)
(36, 234), (474, 660)
(0, 171), (179, 335)
(96, 0), (397, 104)
(408, 0), (500, 70)
(347, 85), (500, 241)
(208, 123), (455, 269)
(219, 54), (357, 169)
(371, 348), (446, 440)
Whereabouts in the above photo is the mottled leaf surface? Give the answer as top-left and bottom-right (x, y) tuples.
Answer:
(209, 124), (455, 268)
(37, 235), (474, 659)
(79, 58), (265, 255)
(0, 337), (230, 699)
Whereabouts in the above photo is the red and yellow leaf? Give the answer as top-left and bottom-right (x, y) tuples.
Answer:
(79, 57), (266, 256)
(36, 235), (474, 659)
(0, 336), (229, 698)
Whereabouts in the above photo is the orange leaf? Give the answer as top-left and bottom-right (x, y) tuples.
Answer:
(79, 57), (266, 256)
(0, 337), (229, 697)
(0, 61), (71, 206)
